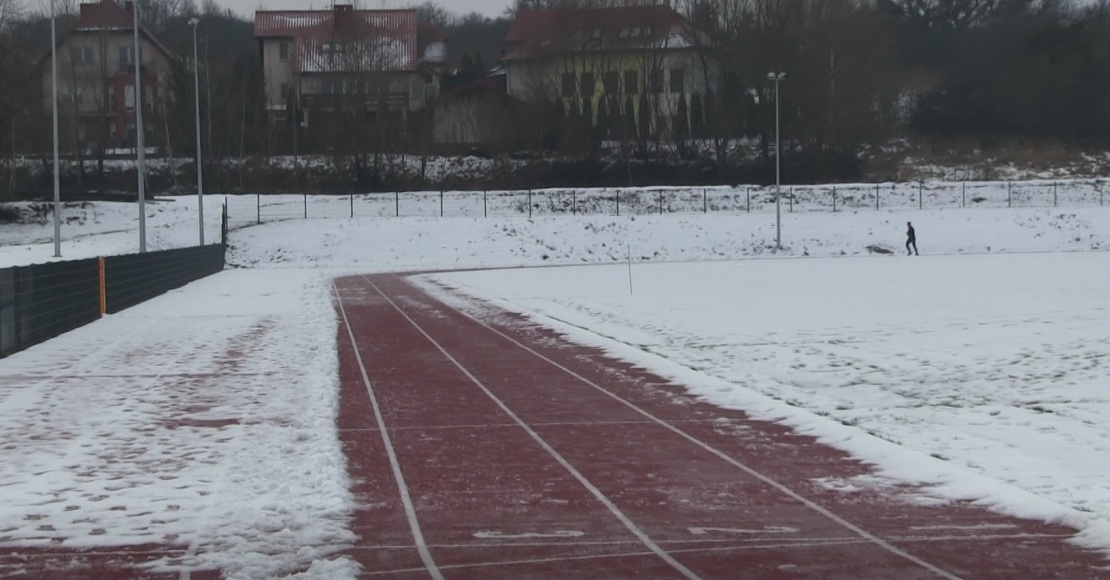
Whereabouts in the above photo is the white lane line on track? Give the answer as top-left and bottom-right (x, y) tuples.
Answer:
(357, 536), (872, 577)
(365, 276), (702, 580)
(351, 530), (1068, 552)
(342, 419), (715, 432)
(423, 282), (965, 580)
(334, 282), (445, 580)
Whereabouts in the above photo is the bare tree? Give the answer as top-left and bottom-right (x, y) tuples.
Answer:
(0, 0), (24, 29)
(0, 0), (30, 198)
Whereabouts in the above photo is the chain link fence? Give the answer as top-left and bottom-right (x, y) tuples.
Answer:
(223, 179), (1108, 229)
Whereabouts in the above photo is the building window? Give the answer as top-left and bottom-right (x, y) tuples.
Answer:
(670, 68), (685, 93)
(279, 40), (291, 61)
(66, 86), (84, 106)
(624, 71), (638, 94)
(71, 45), (93, 65)
(144, 85), (153, 110)
(118, 46), (132, 73)
(649, 69), (664, 93)
(603, 71), (619, 96)
(580, 72), (595, 96)
(109, 86), (116, 111)
(561, 73), (575, 97)
(124, 85), (135, 111)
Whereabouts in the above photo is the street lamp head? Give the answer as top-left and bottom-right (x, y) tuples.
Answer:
(188, 17), (199, 25)
(767, 72), (786, 81)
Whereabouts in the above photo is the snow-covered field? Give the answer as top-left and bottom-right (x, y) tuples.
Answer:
(1, 187), (1109, 578)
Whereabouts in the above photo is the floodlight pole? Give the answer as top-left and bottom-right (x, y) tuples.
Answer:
(51, 0), (61, 257)
(133, 0), (147, 253)
(768, 72), (786, 250)
(190, 18), (204, 246)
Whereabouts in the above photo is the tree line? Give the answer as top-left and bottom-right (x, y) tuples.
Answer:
(0, 0), (1108, 197)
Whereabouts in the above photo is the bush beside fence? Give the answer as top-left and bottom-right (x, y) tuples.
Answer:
(0, 244), (225, 359)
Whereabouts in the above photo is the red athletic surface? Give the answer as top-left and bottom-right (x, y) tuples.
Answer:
(334, 273), (1109, 579)
(4, 271), (1106, 579)
(0, 545), (218, 579)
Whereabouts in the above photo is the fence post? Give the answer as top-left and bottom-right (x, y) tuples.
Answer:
(395, 191), (399, 217)
(573, 190), (576, 215)
(919, 181), (923, 210)
(528, 190), (532, 218)
(1008, 182), (1012, 207)
(1053, 182), (1058, 207)
(789, 187), (794, 212)
(832, 186), (836, 212)
(746, 187), (751, 213)
(483, 190), (487, 218)
(221, 200), (228, 245)
(962, 182), (966, 208)
(703, 188), (707, 213)
(350, 193), (354, 218)
(98, 257), (106, 316)
(440, 190), (444, 217)
(658, 190), (663, 215)
(256, 193), (261, 224)
(875, 184), (880, 210)
(303, 193), (307, 219)
(616, 190), (620, 216)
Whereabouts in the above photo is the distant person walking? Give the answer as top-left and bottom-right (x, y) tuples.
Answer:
(906, 222), (918, 256)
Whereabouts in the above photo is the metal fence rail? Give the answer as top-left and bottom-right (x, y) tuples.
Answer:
(223, 179), (1108, 228)
(104, 245), (226, 314)
(0, 245), (226, 359)
(0, 259), (101, 358)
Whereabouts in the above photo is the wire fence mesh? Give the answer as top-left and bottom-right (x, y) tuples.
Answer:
(222, 179), (1108, 229)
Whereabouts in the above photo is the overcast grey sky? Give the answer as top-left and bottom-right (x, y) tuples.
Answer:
(235, 0), (514, 19)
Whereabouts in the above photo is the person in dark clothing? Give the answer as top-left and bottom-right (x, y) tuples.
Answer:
(906, 222), (918, 255)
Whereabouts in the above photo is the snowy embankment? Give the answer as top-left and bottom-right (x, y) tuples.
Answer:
(1, 193), (1109, 577)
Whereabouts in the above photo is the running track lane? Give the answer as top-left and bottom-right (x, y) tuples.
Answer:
(334, 273), (1109, 579)
(0, 545), (219, 579)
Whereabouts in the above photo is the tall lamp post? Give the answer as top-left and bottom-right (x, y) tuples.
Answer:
(189, 18), (204, 246)
(51, 0), (61, 257)
(768, 71), (785, 250)
(133, 0), (147, 253)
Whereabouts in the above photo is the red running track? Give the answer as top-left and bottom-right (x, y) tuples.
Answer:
(334, 273), (1109, 580)
(0, 545), (218, 579)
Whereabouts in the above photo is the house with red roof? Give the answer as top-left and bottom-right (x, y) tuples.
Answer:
(500, 4), (715, 140)
(41, 0), (174, 152)
(253, 4), (447, 137)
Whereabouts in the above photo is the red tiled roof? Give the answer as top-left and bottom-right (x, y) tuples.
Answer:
(255, 8), (445, 73)
(502, 5), (696, 61)
(417, 20), (447, 62)
(69, 0), (172, 59)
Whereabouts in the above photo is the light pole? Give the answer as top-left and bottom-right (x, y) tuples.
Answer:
(768, 71), (785, 250)
(189, 18), (204, 246)
(51, 0), (61, 257)
(133, 0), (147, 253)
